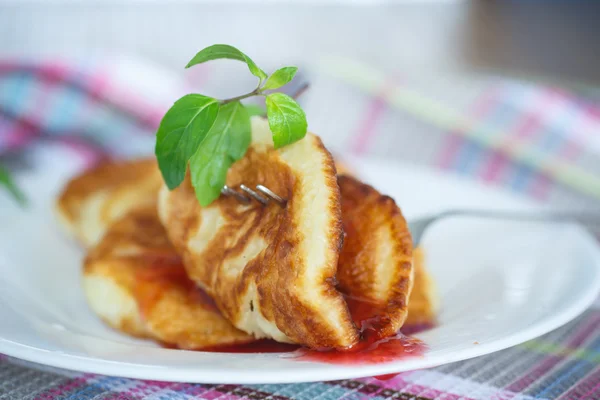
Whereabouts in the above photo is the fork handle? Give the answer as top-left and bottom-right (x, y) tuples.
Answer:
(442, 209), (600, 228)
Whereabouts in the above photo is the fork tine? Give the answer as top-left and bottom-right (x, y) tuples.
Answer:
(256, 185), (287, 206)
(221, 183), (287, 206)
(221, 185), (251, 204)
(239, 184), (269, 205)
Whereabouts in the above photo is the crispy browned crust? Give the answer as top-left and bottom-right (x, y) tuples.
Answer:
(337, 174), (414, 338)
(84, 207), (254, 349)
(334, 166), (436, 328)
(405, 247), (437, 326)
(159, 124), (359, 349)
(56, 158), (163, 246)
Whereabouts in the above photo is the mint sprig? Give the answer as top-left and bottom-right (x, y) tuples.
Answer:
(155, 44), (307, 206)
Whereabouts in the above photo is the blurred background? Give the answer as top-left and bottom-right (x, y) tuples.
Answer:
(1, 0), (600, 208)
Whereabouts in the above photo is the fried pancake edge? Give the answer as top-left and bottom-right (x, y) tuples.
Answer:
(337, 174), (414, 337)
(56, 158), (162, 247)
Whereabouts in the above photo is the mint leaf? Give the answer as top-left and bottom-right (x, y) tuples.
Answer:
(0, 165), (26, 205)
(265, 93), (308, 148)
(262, 67), (298, 90)
(186, 44), (267, 81)
(189, 101), (251, 206)
(155, 94), (219, 189)
(245, 104), (266, 117)
(153, 44), (309, 207)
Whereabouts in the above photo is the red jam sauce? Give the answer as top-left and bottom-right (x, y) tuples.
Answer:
(141, 257), (430, 366)
(196, 293), (427, 366)
(297, 330), (424, 365)
(296, 294), (426, 364)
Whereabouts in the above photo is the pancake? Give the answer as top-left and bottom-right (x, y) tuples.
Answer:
(83, 207), (254, 349)
(56, 158), (163, 247)
(57, 133), (436, 349)
(159, 117), (360, 350)
(80, 171), (434, 348)
(333, 170), (436, 330)
(336, 175), (414, 338)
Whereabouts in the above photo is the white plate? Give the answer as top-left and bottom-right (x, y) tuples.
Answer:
(0, 154), (599, 384)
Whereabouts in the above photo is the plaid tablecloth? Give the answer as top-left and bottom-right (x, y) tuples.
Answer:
(1, 56), (600, 400)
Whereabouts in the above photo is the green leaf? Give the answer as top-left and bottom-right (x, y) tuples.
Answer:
(155, 94), (219, 190)
(189, 101), (251, 206)
(262, 67), (298, 90)
(245, 104), (266, 117)
(186, 44), (267, 81)
(265, 93), (308, 148)
(0, 165), (26, 205)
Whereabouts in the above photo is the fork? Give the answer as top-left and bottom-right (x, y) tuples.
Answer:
(408, 209), (600, 247)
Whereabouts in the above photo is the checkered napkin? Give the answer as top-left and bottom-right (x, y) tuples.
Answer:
(1, 56), (600, 400)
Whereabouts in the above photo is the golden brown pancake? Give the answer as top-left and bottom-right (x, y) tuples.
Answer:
(159, 117), (360, 350)
(83, 207), (254, 349)
(336, 175), (414, 338)
(57, 133), (436, 349)
(56, 158), (163, 247)
(332, 169), (436, 330)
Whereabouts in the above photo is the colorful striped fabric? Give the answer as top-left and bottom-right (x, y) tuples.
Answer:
(1, 57), (599, 399)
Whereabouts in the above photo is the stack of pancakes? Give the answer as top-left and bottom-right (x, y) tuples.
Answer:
(56, 117), (436, 351)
